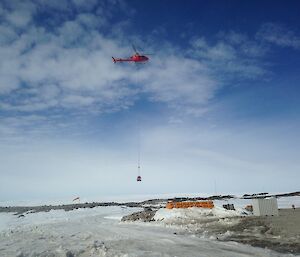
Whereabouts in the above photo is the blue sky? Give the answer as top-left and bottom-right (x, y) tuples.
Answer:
(1, 0), (300, 203)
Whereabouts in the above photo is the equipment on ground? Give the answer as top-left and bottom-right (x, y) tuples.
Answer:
(223, 203), (235, 210)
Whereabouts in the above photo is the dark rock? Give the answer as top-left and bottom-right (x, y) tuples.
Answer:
(121, 210), (156, 222)
(65, 250), (74, 257)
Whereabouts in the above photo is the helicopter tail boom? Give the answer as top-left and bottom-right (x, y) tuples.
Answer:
(112, 57), (135, 63)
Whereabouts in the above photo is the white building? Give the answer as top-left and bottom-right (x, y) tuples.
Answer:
(252, 197), (279, 216)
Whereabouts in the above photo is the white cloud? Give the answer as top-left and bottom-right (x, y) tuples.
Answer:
(190, 35), (266, 80)
(1, 102), (44, 112)
(222, 31), (247, 45)
(62, 95), (95, 107)
(6, 10), (32, 28)
(257, 23), (300, 49)
(0, 75), (19, 94)
(0, 25), (18, 45)
(1, 0), (36, 28)
(0, 1), (286, 126)
(0, 1), (220, 117)
(198, 41), (236, 60)
(219, 31), (268, 57)
(77, 13), (104, 29)
(137, 56), (217, 106)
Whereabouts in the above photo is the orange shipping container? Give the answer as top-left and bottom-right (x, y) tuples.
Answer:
(166, 201), (214, 209)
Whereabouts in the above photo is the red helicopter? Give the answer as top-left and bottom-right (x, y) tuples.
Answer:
(112, 45), (150, 63)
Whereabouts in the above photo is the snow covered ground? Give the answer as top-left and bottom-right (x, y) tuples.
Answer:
(153, 205), (246, 223)
(0, 204), (297, 257)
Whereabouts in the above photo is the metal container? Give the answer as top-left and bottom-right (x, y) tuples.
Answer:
(252, 197), (279, 216)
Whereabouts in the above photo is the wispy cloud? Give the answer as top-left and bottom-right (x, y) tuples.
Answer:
(0, 2), (136, 114)
(134, 56), (218, 115)
(0, 0), (220, 119)
(257, 22), (300, 49)
(0, 0), (299, 137)
(190, 32), (267, 81)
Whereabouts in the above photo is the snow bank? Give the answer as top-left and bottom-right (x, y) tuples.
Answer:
(0, 206), (141, 233)
(154, 206), (244, 222)
(0, 213), (15, 232)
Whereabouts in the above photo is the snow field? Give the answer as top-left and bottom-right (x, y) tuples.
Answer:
(0, 196), (299, 257)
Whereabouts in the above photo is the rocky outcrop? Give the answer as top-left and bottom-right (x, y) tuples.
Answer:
(121, 208), (157, 222)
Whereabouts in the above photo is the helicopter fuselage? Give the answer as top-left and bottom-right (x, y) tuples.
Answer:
(112, 54), (149, 63)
